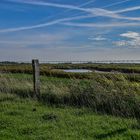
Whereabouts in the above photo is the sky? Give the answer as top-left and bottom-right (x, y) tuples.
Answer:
(0, 0), (140, 61)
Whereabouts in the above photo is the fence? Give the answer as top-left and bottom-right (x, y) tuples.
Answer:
(0, 59), (41, 99)
(32, 59), (40, 98)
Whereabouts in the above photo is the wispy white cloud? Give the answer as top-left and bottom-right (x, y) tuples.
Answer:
(114, 31), (140, 48)
(5, 0), (118, 22)
(61, 22), (140, 28)
(88, 36), (107, 41)
(6, 0), (97, 13)
(1, 0), (140, 33)
(120, 31), (140, 39)
(78, 0), (97, 7)
(0, 15), (95, 33)
(115, 6), (140, 13)
(61, 12), (140, 23)
(103, 0), (133, 8)
(0, 18), (67, 33)
(7, 0), (137, 18)
(1, 17), (140, 33)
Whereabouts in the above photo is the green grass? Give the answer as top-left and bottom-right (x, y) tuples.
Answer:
(0, 65), (140, 139)
(0, 93), (140, 140)
(0, 73), (140, 117)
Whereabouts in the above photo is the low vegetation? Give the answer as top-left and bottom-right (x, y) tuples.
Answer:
(0, 63), (140, 74)
(0, 63), (140, 139)
(0, 72), (140, 118)
(0, 93), (140, 140)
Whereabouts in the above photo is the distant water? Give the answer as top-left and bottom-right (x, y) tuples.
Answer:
(63, 69), (92, 73)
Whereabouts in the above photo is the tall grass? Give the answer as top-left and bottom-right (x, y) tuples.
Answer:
(0, 72), (140, 118)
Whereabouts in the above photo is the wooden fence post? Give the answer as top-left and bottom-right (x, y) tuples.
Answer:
(32, 59), (40, 98)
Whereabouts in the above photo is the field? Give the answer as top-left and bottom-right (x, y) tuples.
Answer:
(1, 93), (140, 140)
(0, 63), (140, 139)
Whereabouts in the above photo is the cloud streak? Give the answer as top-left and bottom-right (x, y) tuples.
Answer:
(1, 0), (140, 33)
(0, 15), (95, 33)
(6, 0), (97, 13)
(7, 0), (137, 15)
(61, 22), (140, 28)
(1, 14), (140, 33)
(102, 0), (133, 9)
(115, 6), (140, 13)
(88, 36), (107, 41)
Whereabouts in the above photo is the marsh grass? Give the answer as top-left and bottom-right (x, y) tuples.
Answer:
(0, 64), (140, 139)
(0, 72), (140, 118)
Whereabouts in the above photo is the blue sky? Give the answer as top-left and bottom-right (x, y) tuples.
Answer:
(0, 0), (140, 61)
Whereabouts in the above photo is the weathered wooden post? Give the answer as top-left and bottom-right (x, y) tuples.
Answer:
(32, 59), (40, 98)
